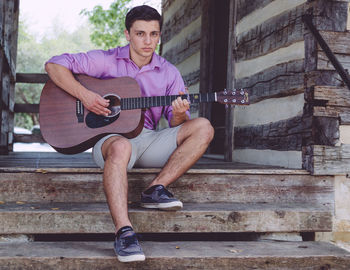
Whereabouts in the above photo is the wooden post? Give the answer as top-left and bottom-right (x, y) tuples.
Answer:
(224, 0), (237, 162)
(0, 0), (19, 154)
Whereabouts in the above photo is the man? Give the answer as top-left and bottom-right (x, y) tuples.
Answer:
(45, 5), (214, 263)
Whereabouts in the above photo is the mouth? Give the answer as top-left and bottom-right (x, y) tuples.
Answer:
(142, 48), (152, 52)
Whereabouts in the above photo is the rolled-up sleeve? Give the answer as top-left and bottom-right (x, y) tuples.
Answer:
(164, 65), (191, 126)
(45, 50), (106, 78)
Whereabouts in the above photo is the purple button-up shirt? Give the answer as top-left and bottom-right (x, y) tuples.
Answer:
(46, 44), (189, 130)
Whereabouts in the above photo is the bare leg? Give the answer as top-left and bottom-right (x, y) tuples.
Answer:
(149, 117), (214, 187)
(101, 136), (132, 232)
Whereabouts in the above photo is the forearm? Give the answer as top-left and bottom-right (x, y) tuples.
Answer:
(45, 63), (88, 100)
(45, 62), (110, 116)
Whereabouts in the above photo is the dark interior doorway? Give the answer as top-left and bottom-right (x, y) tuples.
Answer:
(200, 0), (231, 155)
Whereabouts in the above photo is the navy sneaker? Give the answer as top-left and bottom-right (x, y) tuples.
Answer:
(141, 185), (183, 211)
(114, 230), (145, 262)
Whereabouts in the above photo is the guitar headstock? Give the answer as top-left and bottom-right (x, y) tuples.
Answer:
(216, 89), (249, 105)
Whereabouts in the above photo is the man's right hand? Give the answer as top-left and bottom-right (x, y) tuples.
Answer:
(80, 90), (111, 117)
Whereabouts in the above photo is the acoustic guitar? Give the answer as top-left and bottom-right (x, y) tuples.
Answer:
(39, 74), (249, 154)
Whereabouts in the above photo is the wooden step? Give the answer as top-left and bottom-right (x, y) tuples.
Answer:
(0, 168), (334, 205)
(0, 202), (332, 234)
(0, 241), (349, 269)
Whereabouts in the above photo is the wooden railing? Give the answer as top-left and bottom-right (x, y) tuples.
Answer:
(14, 73), (48, 143)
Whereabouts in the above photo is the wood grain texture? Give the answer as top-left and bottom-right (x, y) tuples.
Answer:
(1, 241), (349, 270)
(0, 202), (333, 233)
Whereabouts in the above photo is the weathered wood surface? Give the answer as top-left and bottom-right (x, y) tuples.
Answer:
(161, 0), (201, 44)
(236, 4), (305, 62)
(16, 73), (48, 84)
(1, 241), (349, 270)
(312, 85), (350, 126)
(311, 0), (348, 32)
(235, 60), (304, 103)
(0, 0), (19, 154)
(303, 145), (350, 175)
(314, 106), (350, 124)
(234, 116), (312, 151)
(236, 0), (274, 22)
(0, 202), (332, 233)
(13, 133), (45, 143)
(162, 25), (200, 66)
(314, 86), (350, 107)
(0, 171), (332, 204)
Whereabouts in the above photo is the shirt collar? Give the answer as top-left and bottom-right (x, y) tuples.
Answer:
(116, 44), (161, 70)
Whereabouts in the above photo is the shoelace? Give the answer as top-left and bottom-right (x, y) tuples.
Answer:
(158, 186), (174, 198)
(121, 234), (138, 248)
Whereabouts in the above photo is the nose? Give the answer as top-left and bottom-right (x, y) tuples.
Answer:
(144, 34), (151, 44)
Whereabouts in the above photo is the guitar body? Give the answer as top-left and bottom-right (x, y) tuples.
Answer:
(39, 75), (143, 154)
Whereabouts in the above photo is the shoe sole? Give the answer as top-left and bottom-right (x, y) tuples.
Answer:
(140, 201), (183, 211)
(117, 254), (146, 263)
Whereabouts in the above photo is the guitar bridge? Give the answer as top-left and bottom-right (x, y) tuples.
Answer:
(76, 99), (84, 123)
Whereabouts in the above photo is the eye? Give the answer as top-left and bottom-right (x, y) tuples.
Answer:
(136, 32), (144, 37)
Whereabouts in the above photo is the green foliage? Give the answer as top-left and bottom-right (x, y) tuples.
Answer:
(15, 19), (98, 130)
(81, 0), (132, 49)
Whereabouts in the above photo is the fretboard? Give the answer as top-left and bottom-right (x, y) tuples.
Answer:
(120, 93), (216, 110)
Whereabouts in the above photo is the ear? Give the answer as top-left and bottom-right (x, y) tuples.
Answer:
(124, 29), (130, 41)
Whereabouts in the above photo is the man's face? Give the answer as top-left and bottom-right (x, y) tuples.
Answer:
(124, 20), (160, 61)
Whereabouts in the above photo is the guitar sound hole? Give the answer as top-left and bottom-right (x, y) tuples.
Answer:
(85, 93), (121, 129)
(104, 94), (121, 118)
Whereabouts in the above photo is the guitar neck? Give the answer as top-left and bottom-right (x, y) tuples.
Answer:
(120, 93), (217, 110)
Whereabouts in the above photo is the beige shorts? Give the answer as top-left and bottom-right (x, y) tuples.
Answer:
(92, 126), (182, 170)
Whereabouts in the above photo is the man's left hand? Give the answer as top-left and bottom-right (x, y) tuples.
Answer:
(170, 91), (190, 126)
(172, 91), (190, 116)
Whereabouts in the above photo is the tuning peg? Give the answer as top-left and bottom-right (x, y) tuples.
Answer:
(224, 89), (228, 95)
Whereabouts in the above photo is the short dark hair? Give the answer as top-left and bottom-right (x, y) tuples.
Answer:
(125, 5), (162, 32)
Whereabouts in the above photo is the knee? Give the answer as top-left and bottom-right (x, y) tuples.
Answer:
(193, 117), (214, 143)
(105, 138), (131, 163)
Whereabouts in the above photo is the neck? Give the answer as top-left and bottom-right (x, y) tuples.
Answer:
(130, 50), (152, 68)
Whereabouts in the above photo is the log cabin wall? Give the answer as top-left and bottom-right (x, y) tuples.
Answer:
(0, 0), (19, 154)
(303, 0), (350, 175)
(233, 0), (309, 168)
(161, 0), (201, 121)
(233, 0), (350, 173)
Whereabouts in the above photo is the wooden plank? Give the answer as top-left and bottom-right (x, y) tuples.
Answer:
(1, 241), (349, 270)
(162, 26), (201, 65)
(304, 145), (350, 175)
(236, 59), (305, 103)
(13, 133), (45, 143)
(312, 0), (348, 32)
(16, 73), (49, 84)
(182, 69), (200, 87)
(0, 171), (330, 204)
(234, 115), (312, 151)
(314, 106), (350, 124)
(236, 0), (274, 22)
(14, 103), (39, 113)
(161, 0), (201, 44)
(236, 4), (305, 62)
(0, 202), (333, 233)
(314, 86), (350, 107)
